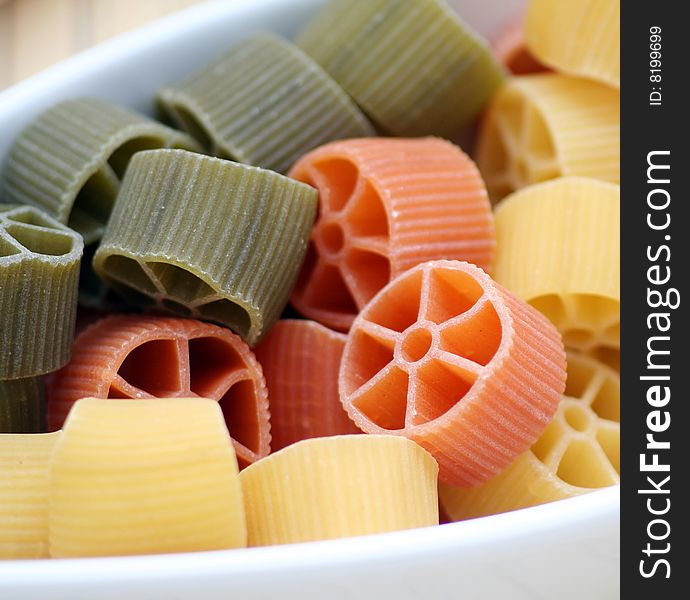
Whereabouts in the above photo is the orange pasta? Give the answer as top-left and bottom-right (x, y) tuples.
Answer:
(491, 15), (546, 75)
(339, 260), (566, 487)
(254, 320), (360, 451)
(47, 314), (269, 466)
(289, 138), (495, 331)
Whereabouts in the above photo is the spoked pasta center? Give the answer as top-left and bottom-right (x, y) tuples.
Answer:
(317, 221), (346, 256)
(400, 327), (433, 363)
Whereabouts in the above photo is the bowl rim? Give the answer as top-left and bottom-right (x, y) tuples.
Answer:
(0, 486), (618, 581)
(0, 0), (618, 587)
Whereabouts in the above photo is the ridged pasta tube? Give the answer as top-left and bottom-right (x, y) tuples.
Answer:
(288, 138), (495, 331)
(339, 260), (566, 487)
(254, 320), (359, 451)
(93, 149), (318, 345)
(1, 98), (200, 245)
(296, 0), (504, 137)
(0, 432), (61, 559)
(0, 376), (45, 433)
(526, 0), (619, 88)
(47, 315), (270, 467)
(0, 205), (83, 380)
(240, 435), (438, 546)
(476, 74), (619, 202)
(158, 33), (374, 173)
(440, 352), (619, 520)
(49, 398), (246, 557)
(493, 177), (620, 355)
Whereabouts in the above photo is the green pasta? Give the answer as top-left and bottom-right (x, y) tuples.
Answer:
(157, 32), (375, 173)
(296, 0), (505, 137)
(93, 149), (318, 346)
(1, 99), (199, 309)
(0, 205), (83, 380)
(1, 98), (200, 245)
(0, 376), (46, 434)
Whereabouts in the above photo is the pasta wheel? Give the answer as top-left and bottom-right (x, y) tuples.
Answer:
(491, 14), (546, 75)
(296, 0), (504, 137)
(0, 376), (45, 433)
(93, 149), (317, 345)
(1, 99), (199, 310)
(240, 435), (438, 546)
(0, 432), (61, 559)
(476, 74), (619, 202)
(339, 260), (566, 487)
(526, 0), (620, 88)
(47, 314), (269, 467)
(49, 398), (246, 557)
(0, 98), (199, 245)
(289, 138), (495, 331)
(158, 33), (374, 174)
(0, 205), (83, 380)
(254, 320), (359, 451)
(439, 352), (619, 520)
(494, 177), (620, 355)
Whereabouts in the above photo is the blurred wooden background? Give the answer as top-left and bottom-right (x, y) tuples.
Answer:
(0, 0), (208, 90)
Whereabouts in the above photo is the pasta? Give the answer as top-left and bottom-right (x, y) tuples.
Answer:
(0, 98), (199, 310)
(254, 320), (359, 451)
(158, 33), (374, 174)
(493, 177), (620, 355)
(0, 432), (61, 559)
(475, 74), (620, 202)
(240, 435), (438, 546)
(0, 205), (83, 380)
(439, 352), (619, 520)
(93, 149), (318, 345)
(47, 314), (270, 467)
(289, 138), (495, 331)
(526, 0), (620, 88)
(49, 398), (246, 557)
(296, 0), (504, 137)
(0, 98), (199, 245)
(491, 14), (546, 75)
(339, 260), (566, 487)
(0, 377), (45, 434)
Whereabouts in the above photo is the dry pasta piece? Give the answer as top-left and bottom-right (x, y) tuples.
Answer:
(526, 0), (620, 88)
(289, 138), (495, 331)
(0, 376), (46, 434)
(491, 14), (546, 75)
(475, 74), (619, 202)
(47, 314), (269, 467)
(158, 33), (374, 174)
(240, 435), (438, 545)
(93, 149), (317, 345)
(0, 99), (199, 310)
(493, 177), (620, 355)
(439, 352), (619, 520)
(49, 398), (246, 557)
(0, 98), (199, 245)
(588, 346), (620, 373)
(254, 320), (359, 451)
(0, 205), (83, 380)
(0, 432), (61, 559)
(340, 260), (566, 487)
(296, 0), (504, 137)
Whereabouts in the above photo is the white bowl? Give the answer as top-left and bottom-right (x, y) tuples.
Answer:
(0, 1), (620, 598)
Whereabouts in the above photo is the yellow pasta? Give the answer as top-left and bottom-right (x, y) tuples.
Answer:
(476, 74), (619, 202)
(526, 0), (620, 88)
(240, 435), (438, 546)
(494, 177), (619, 354)
(440, 352), (619, 520)
(49, 398), (246, 557)
(0, 432), (61, 559)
